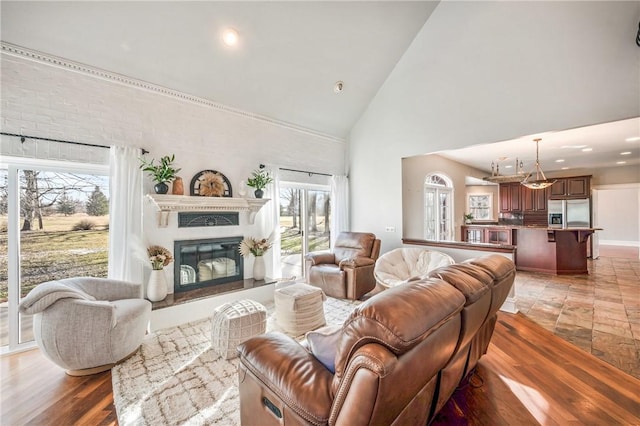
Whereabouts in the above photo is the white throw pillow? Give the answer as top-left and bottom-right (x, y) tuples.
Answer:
(305, 324), (342, 373)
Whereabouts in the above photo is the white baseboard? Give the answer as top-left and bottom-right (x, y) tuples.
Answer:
(599, 240), (640, 247)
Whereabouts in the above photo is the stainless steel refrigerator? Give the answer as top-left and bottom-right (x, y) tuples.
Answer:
(548, 199), (591, 228)
(547, 198), (597, 257)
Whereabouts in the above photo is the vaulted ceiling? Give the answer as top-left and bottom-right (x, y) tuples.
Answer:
(0, 1), (438, 139)
(1, 1), (638, 172)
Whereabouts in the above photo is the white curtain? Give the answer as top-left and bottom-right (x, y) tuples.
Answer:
(261, 165), (281, 279)
(108, 146), (144, 286)
(330, 175), (349, 248)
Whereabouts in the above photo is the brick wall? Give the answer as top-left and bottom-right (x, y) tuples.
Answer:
(1, 52), (345, 181)
(1, 51), (347, 286)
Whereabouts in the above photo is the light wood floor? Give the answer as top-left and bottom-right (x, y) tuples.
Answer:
(2, 311), (639, 425)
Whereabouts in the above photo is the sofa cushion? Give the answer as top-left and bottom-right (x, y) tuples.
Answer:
(427, 264), (492, 306)
(332, 279), (465, 386)
(333, 232), (376, 264)
(465, 255), (515, 283)
(306, 324), (342, 373)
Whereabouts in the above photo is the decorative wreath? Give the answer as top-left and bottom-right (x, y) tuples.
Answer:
(190, 170), (232, 197)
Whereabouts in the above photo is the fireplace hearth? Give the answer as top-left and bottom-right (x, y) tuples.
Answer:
(174, 236), (244, 293)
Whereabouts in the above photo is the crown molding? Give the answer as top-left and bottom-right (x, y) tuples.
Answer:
(1, 42), (345, 145)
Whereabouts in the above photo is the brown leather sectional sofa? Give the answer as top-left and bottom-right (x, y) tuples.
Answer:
(237, 254), (516, 425)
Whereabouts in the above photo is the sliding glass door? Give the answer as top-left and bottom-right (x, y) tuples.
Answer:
(1, 161), (109, 352)
(278, 184), (331, 278)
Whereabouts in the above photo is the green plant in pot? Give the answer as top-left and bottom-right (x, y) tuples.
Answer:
(464, 213), (474, 224)
(139, 154), (181, 194)
(246, 167), (273, 199)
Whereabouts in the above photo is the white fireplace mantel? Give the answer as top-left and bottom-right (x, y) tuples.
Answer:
(146, 194), (270, 227)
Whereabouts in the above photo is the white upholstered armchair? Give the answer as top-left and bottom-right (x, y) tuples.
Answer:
(374, 248), (455, 289)
(19, 277), (151, 376)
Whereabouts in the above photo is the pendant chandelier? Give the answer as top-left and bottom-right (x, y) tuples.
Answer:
(521, 138), (556, 190)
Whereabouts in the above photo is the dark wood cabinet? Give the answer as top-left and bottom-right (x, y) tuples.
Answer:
(522, 186), (548, 212)
(499, 184), (510, 212)
(463, 226), (484, 244)
(567, 177), (590, 197)
(549, 176), (591, 199)
(550, 179), (566, 198)
(499, 183), (522, 212)
(462, 226), (513, 245)
(486, 228), (512, 245)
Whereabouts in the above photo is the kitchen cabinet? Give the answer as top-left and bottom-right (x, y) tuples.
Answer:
(499, 183), (522, 212)
(522, 186), (548, 212)
(462, 226), (513, 245)
(549, 176), (591, 199)
(486, 228), (512, 245)
(516, 227), (598, 274)
(463, 226), (484, 244)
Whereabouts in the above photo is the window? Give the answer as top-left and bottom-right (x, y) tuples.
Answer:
(278, 183), (331, 278)
(467, 193), (493, 221)
(424, 173), (453, 241)
(1, 154), (109, 354)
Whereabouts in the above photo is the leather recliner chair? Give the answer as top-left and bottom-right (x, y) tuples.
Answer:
(238, 254), (516, 425)
(304, 232), (381, 300)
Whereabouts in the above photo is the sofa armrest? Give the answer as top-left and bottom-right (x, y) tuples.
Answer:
(238, 332), (334, 424)
(339, 257), (376, 269)
(305, 252), (336, 266)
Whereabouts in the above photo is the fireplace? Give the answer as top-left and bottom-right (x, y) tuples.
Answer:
(173, 236), (244, 293)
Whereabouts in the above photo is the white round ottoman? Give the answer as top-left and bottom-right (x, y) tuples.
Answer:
(275, 282), (326, 336)
(211, 299), (267, 359)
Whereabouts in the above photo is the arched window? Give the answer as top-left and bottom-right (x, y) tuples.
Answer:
(424, 173), (454, 241)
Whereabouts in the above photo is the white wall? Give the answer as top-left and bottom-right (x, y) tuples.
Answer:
(1, 52), (346, 286)
(594, 185), (640, 247)
(349, 1), (640, 252)
(402, 154), (494, 240)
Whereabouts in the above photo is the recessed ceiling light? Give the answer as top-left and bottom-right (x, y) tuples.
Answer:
(504, 165), (513, 169)
(561, 167), (569, 170)
(222, 28), (239, 47)
(616, 161), (627, 164)
(581, 148), (592, 152)
(334, 81), (344, 93)
(625, 136), (640, 142)
(620, 151), (632, 155)
(555, 159), (565, 163)
(561, 145), (587, 149)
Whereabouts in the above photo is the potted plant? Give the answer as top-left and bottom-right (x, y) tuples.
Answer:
(464, 213), (474, 224)
(239, 236), (273, 280)
(246, 168), (273, 198)
(139, 154), (181, 194)
(146, 245), (173, 301)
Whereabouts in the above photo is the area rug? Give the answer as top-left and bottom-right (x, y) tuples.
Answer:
(112, 297), (360, 425)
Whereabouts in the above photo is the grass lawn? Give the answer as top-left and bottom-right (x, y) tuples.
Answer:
(0, 214), (109, 302)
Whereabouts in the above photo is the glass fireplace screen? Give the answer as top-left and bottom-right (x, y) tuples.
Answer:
(174, 236), (244, 292)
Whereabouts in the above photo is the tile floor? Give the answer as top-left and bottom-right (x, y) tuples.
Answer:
(515, 249), (640, 379)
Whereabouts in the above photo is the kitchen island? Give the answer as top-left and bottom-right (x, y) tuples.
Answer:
(461, 225), (600, 274)
(515, 227), (599, 274)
